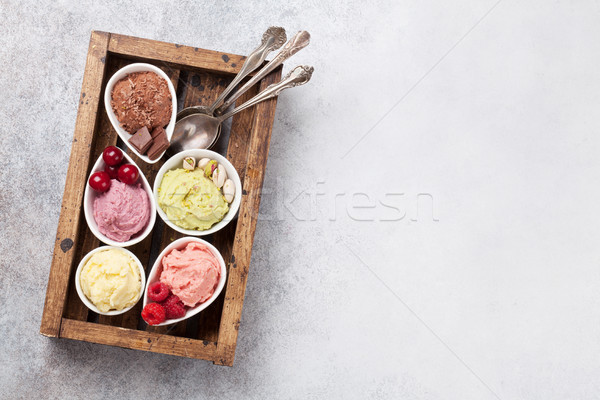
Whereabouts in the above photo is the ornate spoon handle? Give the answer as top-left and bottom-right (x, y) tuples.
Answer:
(208, 26), (287, 114)
(216, 31), (310, 114)
(219, 65), (314, 121)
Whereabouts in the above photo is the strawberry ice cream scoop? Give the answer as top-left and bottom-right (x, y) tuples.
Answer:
(159, 242), (221, 307)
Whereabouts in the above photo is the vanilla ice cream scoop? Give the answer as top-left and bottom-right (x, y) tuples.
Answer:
(79, 248), (142, 312)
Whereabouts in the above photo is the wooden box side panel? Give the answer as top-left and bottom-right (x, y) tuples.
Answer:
(215, 68), (282, 366)
(107, 33), (247, 75)
(40, 31), (110, 337)
(60, 319), (218, 360)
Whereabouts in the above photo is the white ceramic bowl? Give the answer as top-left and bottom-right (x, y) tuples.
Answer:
(104, 63), (177, 164)
(153, 149), (242, 236)
(75, 246), (146, 316)
(143, 237), (227, 326)
(84, 151), (157, 247)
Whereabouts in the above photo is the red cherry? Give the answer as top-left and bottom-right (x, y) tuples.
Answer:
(118, 164), (139, 184)
(89, 171), (111, 192)
(104, 164), (119, 179)
(103, 146), (123, 166)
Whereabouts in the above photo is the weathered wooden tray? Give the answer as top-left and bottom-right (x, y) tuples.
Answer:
(40, 31), (281, 366)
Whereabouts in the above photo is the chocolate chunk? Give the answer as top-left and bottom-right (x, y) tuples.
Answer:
(150, 126), (165, 139)
(147, 128), (170, 160)
(128, 126), (153, 154)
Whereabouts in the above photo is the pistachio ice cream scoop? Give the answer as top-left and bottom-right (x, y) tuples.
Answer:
(157, 168), (229, 231)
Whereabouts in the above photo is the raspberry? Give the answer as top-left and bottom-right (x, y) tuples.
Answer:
(147, 282), (170, 302)
(141, 303), (166, 325)
(162, 294), (183, 307)
(161, 294), (186, 319)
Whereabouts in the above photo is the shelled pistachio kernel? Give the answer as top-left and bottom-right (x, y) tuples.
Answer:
(183, 156), (196, 170)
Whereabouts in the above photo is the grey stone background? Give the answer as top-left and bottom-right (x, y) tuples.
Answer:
(2, 0), (600, 399)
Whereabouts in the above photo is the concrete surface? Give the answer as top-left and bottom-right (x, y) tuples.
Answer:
(2, 0), (600, 399)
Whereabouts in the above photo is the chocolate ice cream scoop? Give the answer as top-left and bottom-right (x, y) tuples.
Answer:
(111, 71), (172, 134)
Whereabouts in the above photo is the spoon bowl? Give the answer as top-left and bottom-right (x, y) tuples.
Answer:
(170, 113), (222, 153)
(171, 65), (314, 151)
(176, 105), (211, 121)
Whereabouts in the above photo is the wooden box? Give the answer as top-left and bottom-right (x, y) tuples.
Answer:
(39, 31), (281, 366)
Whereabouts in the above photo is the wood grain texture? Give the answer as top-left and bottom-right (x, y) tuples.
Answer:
(161, 70), (225, 340)
(63, 225), (97, 322)
(176, 71), (229, 341)
(144, 69), (232, 339)
(196, 84), (260, 343)
(214, 67), (282, 366)
(60, 319), (218, 360)
(108, 33), (246, 75)
(40, 31), (110, 337)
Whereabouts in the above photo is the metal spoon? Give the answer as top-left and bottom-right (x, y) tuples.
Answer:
(214, 30), (310, 116)
(170, 65), (314, 153)
(176, 26), (287, 121)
